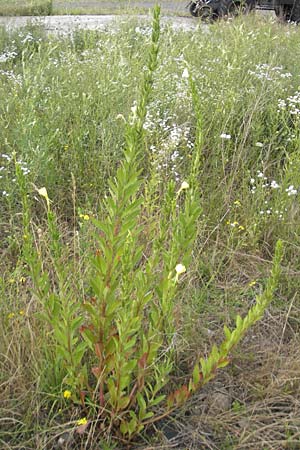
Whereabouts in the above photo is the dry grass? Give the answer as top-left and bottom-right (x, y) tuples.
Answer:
(3, 291), (300, 450)
(145, 309), (300, 450)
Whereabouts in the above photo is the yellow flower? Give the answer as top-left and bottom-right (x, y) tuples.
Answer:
(175, 264), (186, 275)
(19, 276), (26, 284)
(37, 187), (50, 210)
(19, 310), (25, 316)
(234, 200), (241, 207)
(37, 187), (48, 198)
(76, 417), (88, 426)
(79, 213), (90, 221)
(238, 225), (245, 231)
(8, 312), (15, 319)
(178, 181), (189, 195)
(63, 390), (72, 399)
(64, 144), (69, 151)
(174, 264), (187, 282)
(248, 280), (257, 287)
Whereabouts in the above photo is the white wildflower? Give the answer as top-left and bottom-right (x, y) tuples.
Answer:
(220, 133), (231, 140)
(182, 68), (189, 79)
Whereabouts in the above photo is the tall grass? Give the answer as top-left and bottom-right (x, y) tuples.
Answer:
(1, 13), (300, 449)
(0, 0), (53, 16)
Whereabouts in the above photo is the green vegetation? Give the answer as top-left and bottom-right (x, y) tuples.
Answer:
(0, 0), (52, 16)
(1, 11), (300, 449)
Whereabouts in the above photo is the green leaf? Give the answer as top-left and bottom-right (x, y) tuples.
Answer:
(136, 393), (147, 413)
(128, 416), (138, 436)
(106, 298), (119, 316)
(211, 344), (219, 361)
(56, 345), (70, 360)
(81, 328), (97, 350)
(117, 396), (130, 410)
(120, 421), (129, 435)
(218, 359), (230, 369)
(149, 394), (165, 407)
(236, 314), (243, 329)
(81, 301), (97, 320)
(143, 411), (154, 420)
(123, 359), (137, 373)
(71, 316), (84, 334)
(73, 341), (87, 366)
(224, 324), (231, 340)
(200, 357), (207, 378)
(107, 378), (118, 406)
(192, 363), (200, 386)
(120, 374), (131, 391)
(124, 336), (137, 352)
(53, 327), (68, 348)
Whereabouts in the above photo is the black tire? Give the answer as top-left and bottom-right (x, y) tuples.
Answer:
(220, 0), (255, 16)
(189, 1), (218, 20)
(200, 4), (218, 20)
(189, 2), (201, 16)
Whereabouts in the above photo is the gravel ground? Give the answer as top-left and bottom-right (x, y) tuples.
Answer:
(0, 13), (199, 34)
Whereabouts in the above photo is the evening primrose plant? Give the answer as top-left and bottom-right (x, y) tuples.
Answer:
(17, 6), (201, 436)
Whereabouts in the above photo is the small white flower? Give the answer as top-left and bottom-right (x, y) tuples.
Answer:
(286, 185), (297, 196)
(220, 133), (231, 140)
(255, 142), (264, 147)
(182, 68), (189, 79)
(271, 180), (280, 189)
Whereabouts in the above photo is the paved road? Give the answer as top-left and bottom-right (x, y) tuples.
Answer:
(55, 0), (185, 13)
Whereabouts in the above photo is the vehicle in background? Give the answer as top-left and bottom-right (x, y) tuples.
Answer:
(187, 0), (300, 22)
